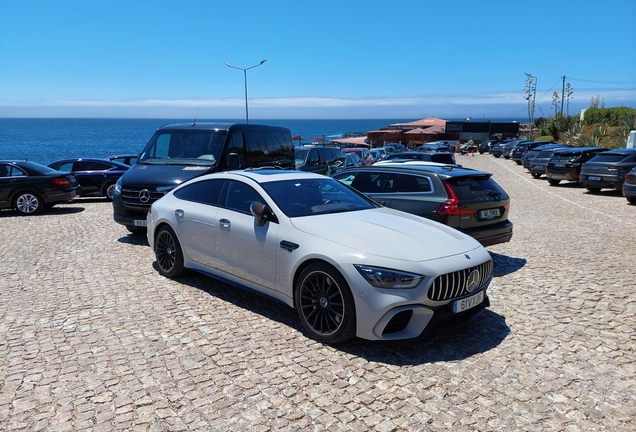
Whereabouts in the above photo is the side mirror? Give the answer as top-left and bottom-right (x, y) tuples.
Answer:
(250, 201), (269, 226)
(228, 153), (240, 170)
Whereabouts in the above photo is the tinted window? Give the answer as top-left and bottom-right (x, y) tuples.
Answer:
(140, 130), (227, 165)
(590, 153), (634, 163)
(262, 178), (374, 217)
(352, 171), (397, 193)
(446, 176), (505, 200)
(53, 162), (74, 172)
(76, 161), (112, 171)
(174, 179), (225, 206)
(397, 174), (432, 193)
(223, 180), (263, 214)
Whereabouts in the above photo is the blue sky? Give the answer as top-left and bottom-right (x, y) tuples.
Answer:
(1, 0), (635, 120)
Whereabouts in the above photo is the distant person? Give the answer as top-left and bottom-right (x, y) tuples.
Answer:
(455, 141), (461, 154)
(468, 137), (475, 157)
(365, 151), (374, 166)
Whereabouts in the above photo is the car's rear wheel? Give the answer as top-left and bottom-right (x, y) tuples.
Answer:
(104, 182), (116, 201)
(15, 192), (43, 215)
(155, 226), (185, 278)
(548, 179), (561, 186)
(295, 263), (356, 344)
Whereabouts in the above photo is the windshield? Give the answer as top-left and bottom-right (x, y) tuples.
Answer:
(261, 178), (376, 217)
(138, 130), (227, 166)
(294, 148), (309, 166)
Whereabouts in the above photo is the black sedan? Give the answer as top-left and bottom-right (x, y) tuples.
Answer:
(48, 158), (130, 201)
(0, 160), (80, 214)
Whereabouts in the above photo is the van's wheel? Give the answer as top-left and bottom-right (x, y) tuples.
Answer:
(104, 182), (116, 201)
(15, 192), (43, 215)
(155, 226), (185, 278)
(295, 263), (356, 344)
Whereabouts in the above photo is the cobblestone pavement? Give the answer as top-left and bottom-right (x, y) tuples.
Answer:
(1, 154), (635, 431)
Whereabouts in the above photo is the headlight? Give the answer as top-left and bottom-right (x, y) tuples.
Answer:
(115, 178), (122, 193)
(354, 265), (423, 289)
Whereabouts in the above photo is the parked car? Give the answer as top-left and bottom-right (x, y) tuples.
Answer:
(488, 141), (510, 158)
(522, 143), (565, 170)
(579, 148), (636, 192)
(341, 147), (370, 165)
(545, 147), (608, 186)
(146, 169), (493, 344)
(527, 145), (572, 178)
(511, 141), (551, 165)
(415, 142), (454, 153)
(369, 148), (385, 162)
(112, 122), (294, 233)
(107, 154), (138, 166)
(383, 151), (456, 165)
(48, 158), (130, 201)
(331, 162), (513, 247)
(0, 160), (79, 214)
(478, 139), (502, 154)
(294, 146), (342, 175)
(332, 153), (362, 173)
(622, 166), (636, 204)
(502, 142), (518, 159)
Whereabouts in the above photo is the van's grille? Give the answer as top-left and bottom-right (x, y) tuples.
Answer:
(427, 259), (493, 301)
(121, 187), (165, 208)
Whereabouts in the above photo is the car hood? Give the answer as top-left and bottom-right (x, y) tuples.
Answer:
(290, 207), (481, 262)
(120, 163), (213, 188)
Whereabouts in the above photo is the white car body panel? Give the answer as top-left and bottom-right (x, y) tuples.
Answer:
(147, 170), (493, 341)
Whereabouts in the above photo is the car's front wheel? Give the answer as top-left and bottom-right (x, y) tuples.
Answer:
(155, 226), (186, 278)
(627, 196), (636, 205)
(15, 192), (43, 215)
(295, 263), (356, 344)
(531, 173), (542, 178)
(548, 179), (561, 186)
(104, 182), (116, 201)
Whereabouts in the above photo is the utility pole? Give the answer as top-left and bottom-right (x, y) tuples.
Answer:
(560, 75), (566, 118)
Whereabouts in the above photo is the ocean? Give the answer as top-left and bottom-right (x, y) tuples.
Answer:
(0, 117), (525, 165)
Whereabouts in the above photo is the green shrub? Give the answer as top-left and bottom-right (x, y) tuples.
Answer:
(583, 107), (636, 126)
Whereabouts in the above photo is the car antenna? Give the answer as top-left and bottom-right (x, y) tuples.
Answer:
(192, 107), (199, 126)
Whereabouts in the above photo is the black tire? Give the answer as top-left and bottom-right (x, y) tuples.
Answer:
(586, 186), (601, 193)
(515, 161), (522, 165)
(627, 196), (636, 205)
(295, 263), (356, 344)
(14, 191), (43, 215)
(548, 179), (561, 186)
(531, 173), (542, 179)
(104, 182), (116, 201)
(494, 155), (501, 158)
(154, 226), (186, 278)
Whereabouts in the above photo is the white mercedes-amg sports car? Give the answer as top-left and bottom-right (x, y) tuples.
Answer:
(147, 169), (493, 344)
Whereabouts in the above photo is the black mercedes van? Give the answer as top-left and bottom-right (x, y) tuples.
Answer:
(112, 122), (294, 232)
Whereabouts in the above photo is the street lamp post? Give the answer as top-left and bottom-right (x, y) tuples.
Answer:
(224, 59), (267, 124)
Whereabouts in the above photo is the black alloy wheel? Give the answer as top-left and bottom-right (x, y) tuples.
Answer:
(155, 226), (185, 278)
(295, 263), (356, 344)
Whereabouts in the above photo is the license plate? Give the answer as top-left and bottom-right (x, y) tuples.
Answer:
(479, 208), (500, 219)
(133, 219), (147, 227)
(554, 163), (565, 168)
(588, 176), (601, 181)
(453, 290), (484, 313)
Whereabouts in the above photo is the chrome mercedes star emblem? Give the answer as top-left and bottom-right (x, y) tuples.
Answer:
(465, 269), (481, 293)
(139, 189), (151, 203)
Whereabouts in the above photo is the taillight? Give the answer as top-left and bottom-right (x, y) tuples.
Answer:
(437, 183), (478, 216)
(53, 178), (72, 187)
(626, 173), (636, 183)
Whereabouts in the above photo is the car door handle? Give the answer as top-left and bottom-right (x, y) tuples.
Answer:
(219, 218), (231, 228)
(174, 209), (184, 217)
